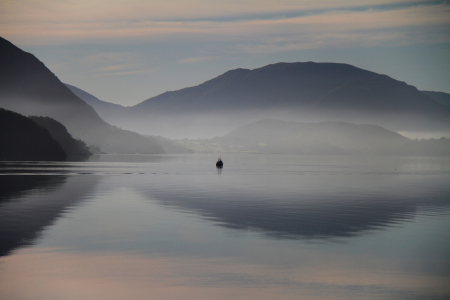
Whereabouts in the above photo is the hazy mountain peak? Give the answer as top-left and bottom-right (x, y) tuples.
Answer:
(0, 36), (23, 55)
(0, 37), (104, 130)
(107, 61), (450, 138)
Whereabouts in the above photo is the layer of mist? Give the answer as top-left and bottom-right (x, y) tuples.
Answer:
(175, 119), (450, 155)
(65, 83), (126, 120)
(144, 135), (193, 154)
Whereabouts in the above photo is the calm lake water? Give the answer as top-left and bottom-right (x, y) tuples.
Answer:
(0, 154), (449, 300)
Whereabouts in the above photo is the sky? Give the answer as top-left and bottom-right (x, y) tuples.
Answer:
(1, 0), (450, 106)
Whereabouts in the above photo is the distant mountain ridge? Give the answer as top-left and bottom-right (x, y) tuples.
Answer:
(176, 119), (450, 155)
(221, 119), (409, 155)
(0, 37), (103, 134)
(134, 63), (418, 112)
(64, 83), (126, 121)
(0, 37), (164, 154)
(107, 62), (450, 138)
(421, 91), (450, 106)
(3, 34), (448, 141)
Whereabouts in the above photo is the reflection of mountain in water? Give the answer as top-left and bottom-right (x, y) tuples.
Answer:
(0, 175), (99, 256)
(139, 182), (450, 240)
(0, 175), (64, 204)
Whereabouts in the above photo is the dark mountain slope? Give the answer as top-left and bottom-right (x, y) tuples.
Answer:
(111, 62), (450, 138)
(132, 62), (443, 115)
(421, 91), (450, 106)
(0, 37), (164, 154)
(0, 37), (103, 134)
(64, 83), (125, 121)
(0, 109), (66, 161)
(29, 116), (92, 157)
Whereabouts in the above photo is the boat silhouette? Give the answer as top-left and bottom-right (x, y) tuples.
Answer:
(216, 157), (223, 168)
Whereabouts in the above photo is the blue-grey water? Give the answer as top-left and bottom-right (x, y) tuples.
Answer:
(0, 154), (449, 300)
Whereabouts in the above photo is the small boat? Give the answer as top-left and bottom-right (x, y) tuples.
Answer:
(216, 157), (223, 167)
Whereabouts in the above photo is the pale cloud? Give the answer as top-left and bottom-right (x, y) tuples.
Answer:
(178, 56), (219, 64)
(75, 52), (154, 77)
(2, 1), (449, 51)
(95, 69), (156, 77)
(97, 65), (135, 72)
(80, 52), (138, 66)
(0, 0), (421, 23)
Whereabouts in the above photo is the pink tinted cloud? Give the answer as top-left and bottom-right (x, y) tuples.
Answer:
(1, 0), (449, 50)
(0, 0), (420, 23)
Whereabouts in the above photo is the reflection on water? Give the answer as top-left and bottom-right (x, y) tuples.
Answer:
(0, 154), (449, 300)
(0, 175), (64, 203)
(216, 165), (222, 174)
(139, 178), (450, 239)
(0, 174), (100, 256)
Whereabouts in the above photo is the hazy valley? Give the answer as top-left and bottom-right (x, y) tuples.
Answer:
(1, 36), (450, 158)
(88, 62), (450, 139)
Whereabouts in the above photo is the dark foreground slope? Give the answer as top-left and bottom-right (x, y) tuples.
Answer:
(111, 62), (450, 138)
(0, 109), (66, 161)
(29, 116), (92, 157)
(178, 119), (450, 155)
(0, 37), (164, 154)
